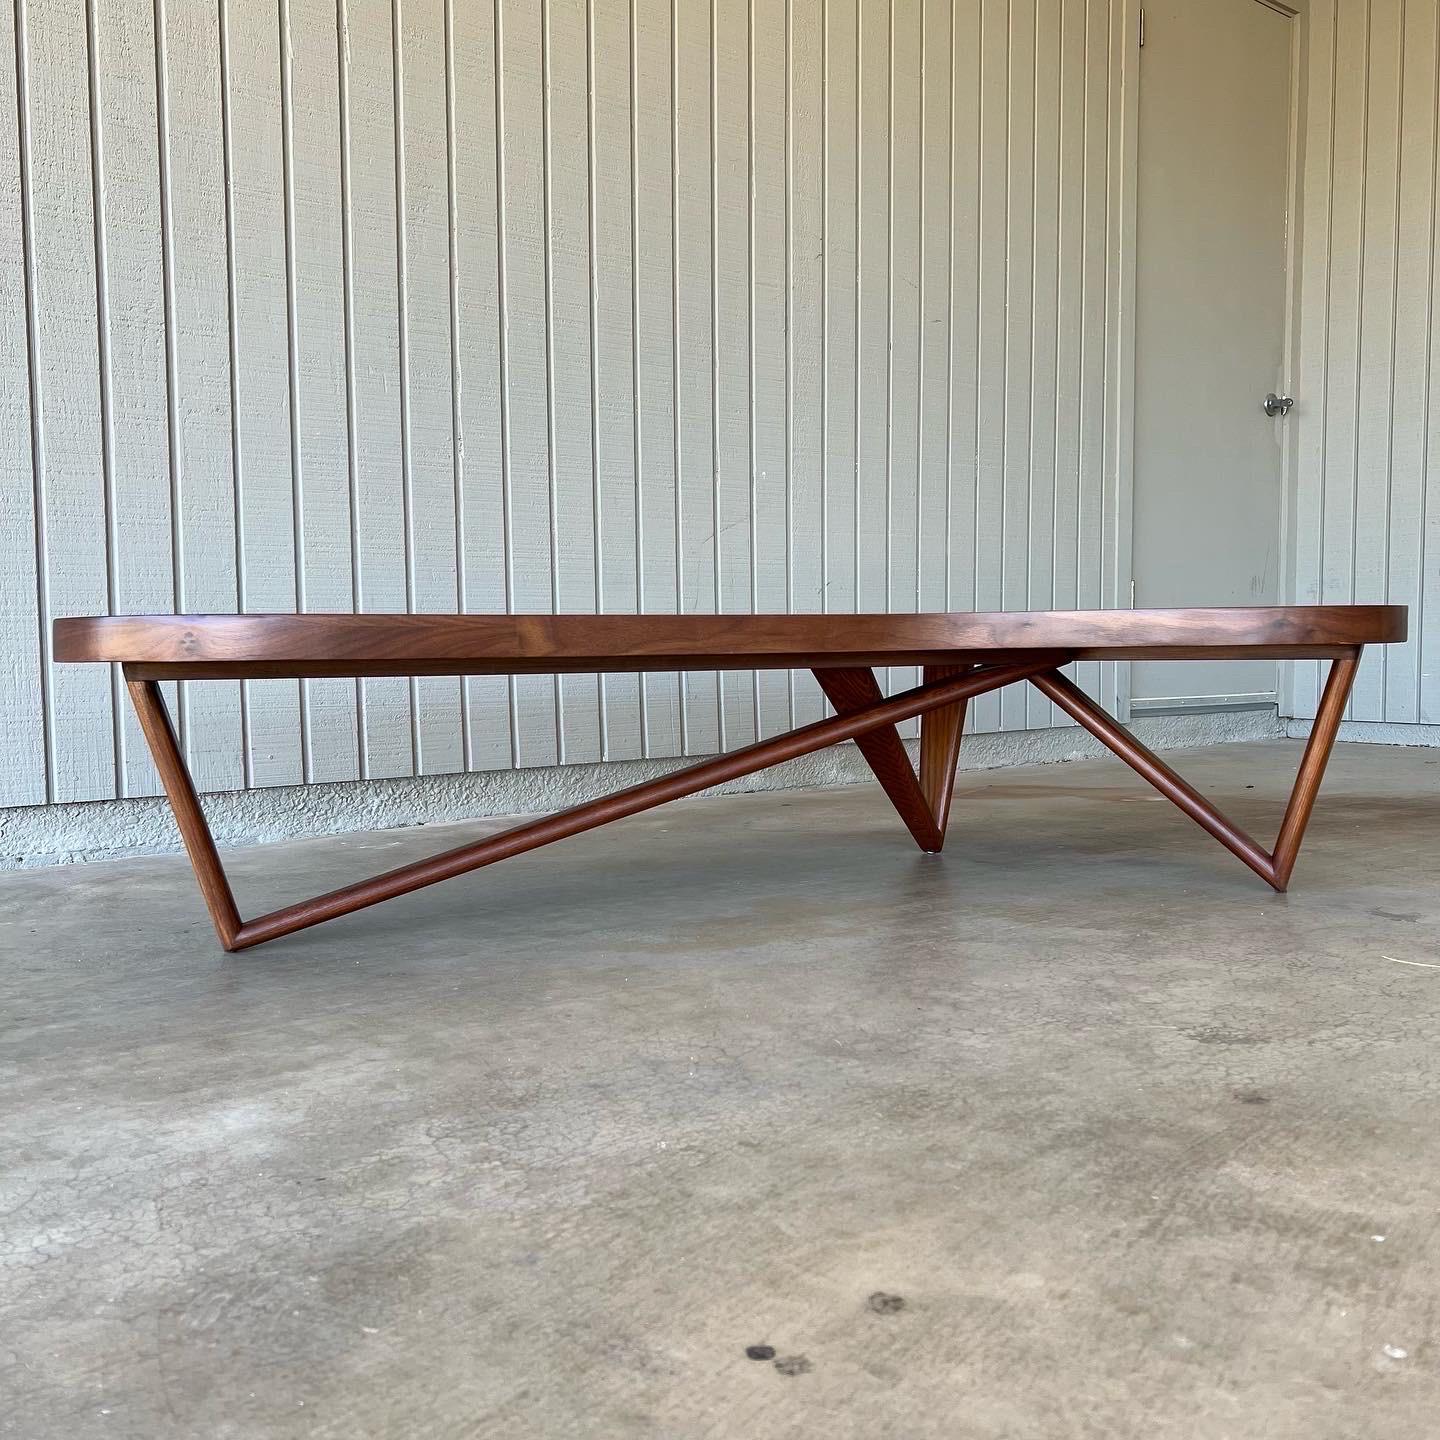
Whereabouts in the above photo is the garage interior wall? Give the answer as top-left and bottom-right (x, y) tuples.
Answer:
(0, 0), (1134, 811)
(1288, 0), (1440, 735)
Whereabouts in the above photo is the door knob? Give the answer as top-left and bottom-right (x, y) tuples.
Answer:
(1263, 392), (1294, 417)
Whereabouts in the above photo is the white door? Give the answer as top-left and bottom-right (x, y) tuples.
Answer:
(1130, 0), (1295, 711)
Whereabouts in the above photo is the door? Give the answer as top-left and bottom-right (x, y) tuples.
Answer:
(1130, 0), (1295, 711)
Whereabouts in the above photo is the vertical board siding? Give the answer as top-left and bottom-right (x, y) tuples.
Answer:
(397, 0), (465, 775)
(342, 0), (413, 780)
(224, 0), (303, 789)
(0, 0), (46, 806)
(543, 0), (601, 765)
(632, 0), (682, 754)
(673, 0), (721, 750)
(157, 0), (246, 795)
(1291, 0), (1440, 725)
(449, 0), (514, 773)
(285, 0), (360, 784)
(19, 0), (115, 804)
(1, 0), (1134, 809)
(91, 0), (174, 800)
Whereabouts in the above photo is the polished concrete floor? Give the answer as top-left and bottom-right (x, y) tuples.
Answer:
(2, 740), (1438, 1438)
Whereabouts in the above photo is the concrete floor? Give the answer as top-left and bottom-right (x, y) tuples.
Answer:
(2, 740), (1438, 1439)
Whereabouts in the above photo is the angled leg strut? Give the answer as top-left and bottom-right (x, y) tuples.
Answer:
(126, 657), (1059, 951)
(127, 678), (244, 948)
(1028, 649), (1361, 891)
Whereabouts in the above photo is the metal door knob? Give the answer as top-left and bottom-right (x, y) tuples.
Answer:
(1263, 392), (1294, 417)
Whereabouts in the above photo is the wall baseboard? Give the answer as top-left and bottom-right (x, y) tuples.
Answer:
(0, 708), (1285, 871)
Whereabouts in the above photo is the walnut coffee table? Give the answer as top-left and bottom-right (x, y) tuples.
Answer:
(54, 606), (1405, 952)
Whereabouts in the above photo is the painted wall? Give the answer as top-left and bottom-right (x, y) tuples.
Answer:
(1, 0), (1134, 810)
(1289, 0), (1440, 728)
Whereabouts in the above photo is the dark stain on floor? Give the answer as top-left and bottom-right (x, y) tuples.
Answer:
(773, 1355), (812, 1378)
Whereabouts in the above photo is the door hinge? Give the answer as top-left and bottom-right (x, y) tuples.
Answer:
(1139, 6), (1145, 46)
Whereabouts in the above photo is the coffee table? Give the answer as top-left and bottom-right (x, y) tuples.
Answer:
(54, 606), (1405, 951)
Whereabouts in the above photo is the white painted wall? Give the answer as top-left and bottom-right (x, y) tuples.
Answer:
(1289, 0), (1440, 731)
(1, 0), (1137, 811)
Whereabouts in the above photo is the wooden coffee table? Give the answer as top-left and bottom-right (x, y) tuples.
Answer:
(54, 606), (1405, 952)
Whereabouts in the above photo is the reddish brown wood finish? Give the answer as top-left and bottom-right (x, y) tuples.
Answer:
(53, 605), (1406, 678)
(45, 607), (1402, 951)
(209, 657), (1057, 950)
(918, 664), (970, 844)
(1269, 651), (1362, 888)
(1030, 651), (1361, 891)
(126, 678), (244, 947)
(813, 667), (946, 851)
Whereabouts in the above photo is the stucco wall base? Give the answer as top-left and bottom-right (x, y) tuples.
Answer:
(1, 709), (1284, 870)
(1285, 719), (1440, 748)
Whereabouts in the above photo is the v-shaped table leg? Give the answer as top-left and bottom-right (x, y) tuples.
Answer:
(1028, 650), (1361, 890)
(813, 665), (970, 852)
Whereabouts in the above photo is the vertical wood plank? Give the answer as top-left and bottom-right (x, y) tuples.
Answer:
(788, 0), (825, 727)
(1026, 0), (1061, 730)
(946, 0), (980, 665)
(823, 0), (859, 639)
(0, 0), (45, 805)
(855, 0), (890, 665)
(340, 0), (414, 779)
(495, 0), (559, 767)
(714, 0), (755, 747)
(916, 0), (953, 628)
(1001, 0), (1035, 731)
(587, 0), (643, 760)
(91, 0), (174, 799)
(752, 0), (790, 738)
(633, 0), (681, 756)
(888, 0), (922, 736)
(674, 0), (722, 749)
(449, 0), (513, 771)
(973, 0), (1008, 730)
(1076, 0), (1110, 708)
(223, 0), (302, 788)
(1099, 0), (1135, 718)
(157, 0), (244, 793)
(284, 0), (359, 784)
(19, 0), (115, 803)
(397, 0), (464, 773)
(1031, 0), (1077, 731)
(542, 0), (601, 764)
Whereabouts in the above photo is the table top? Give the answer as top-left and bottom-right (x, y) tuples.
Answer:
(53, 606), (1406, 680)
